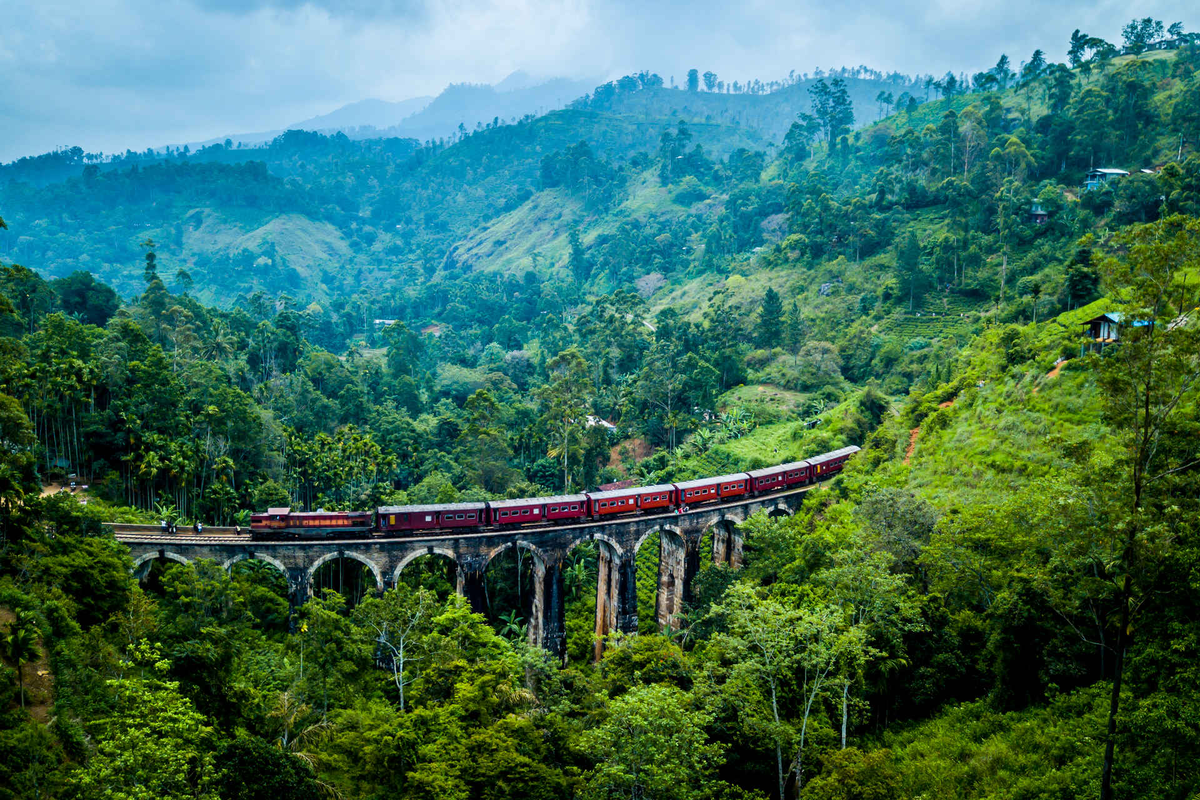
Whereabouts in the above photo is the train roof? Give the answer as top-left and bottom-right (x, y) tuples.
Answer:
(288, 509), (372, 518)
(265, 507), (291, 515)
(806, 445), (861, 464)
(747, 461), (809, 479)
(489, 494), (587, 509)
(589, 483), (675, 500)
(377, 502), (487, 514)
(674, 472), (749, 490)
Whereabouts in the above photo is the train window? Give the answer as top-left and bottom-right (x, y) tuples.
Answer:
(425, 515), (433, 522)
(571, 504), (579, 510)
(500, 511), (509, 518)
(533, 509), (539, 515)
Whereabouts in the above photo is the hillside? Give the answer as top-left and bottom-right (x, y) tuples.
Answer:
(2, 22), (1200, 800)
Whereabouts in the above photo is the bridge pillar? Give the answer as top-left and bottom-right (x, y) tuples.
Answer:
(595, 541), (638, 662)
(530, 558), (566, 662)
(656, 531), (688, 631)
(730, 531), (744, 568)
(617, 549), (639, 635)
(287, 567), (311, 610)
(457, 557), (488, 615)
(713, 526), (730, 564)
(712, 523), (744, 569)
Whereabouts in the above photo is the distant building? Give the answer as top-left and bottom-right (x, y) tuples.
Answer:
(1030, 201), (1049, 225)
(373, 319), (398, 330)
(1082, 311), (1123, 344)
(1084, 168), (1129, 191)
(1081, 311), (1154, 354)
(586, 415), (617, 432)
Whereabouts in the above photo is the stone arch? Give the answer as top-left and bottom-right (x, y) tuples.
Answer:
(767, 505), (792, 518)
(567, 532), (622, 558)
(132, 550), (189, 573)
(484, 539), (547, 570)
(222, 552), (290, 579)
(393, 547), (459, 586)
(634, 524), (682, 555)
(307, 551), (384, 589)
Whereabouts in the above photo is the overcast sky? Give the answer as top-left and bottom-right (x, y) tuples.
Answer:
(0, 0), (1188, 162)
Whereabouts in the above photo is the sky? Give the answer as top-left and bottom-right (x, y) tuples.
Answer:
(0, 0), (1188, 162)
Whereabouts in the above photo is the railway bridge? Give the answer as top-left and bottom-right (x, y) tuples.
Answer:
(115, 487), (809, 661)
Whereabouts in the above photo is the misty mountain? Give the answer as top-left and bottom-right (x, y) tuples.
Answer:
(289, 96), (434, 133)
(177, 73), (596, 153)
(348, 75), (598, 143)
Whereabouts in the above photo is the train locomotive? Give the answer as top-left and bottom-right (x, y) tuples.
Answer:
(250, 445), (859, 540)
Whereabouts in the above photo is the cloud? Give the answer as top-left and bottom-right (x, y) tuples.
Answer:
(0, 0), (1190, 162)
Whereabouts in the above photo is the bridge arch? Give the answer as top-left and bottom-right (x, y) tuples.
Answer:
(567, 532), (622, 558)
(307, 551), (384, 590)
(767, 505), (792, 518)
(484, 539), (547, 570)
(222, 552), (289, 577)
(634, 524), (682, 555)
(132, 551), (190, 572)
(393, 547), (459, 586)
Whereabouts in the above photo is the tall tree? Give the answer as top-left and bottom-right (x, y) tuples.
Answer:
(756, 287), (785, 349)
(538, 347), (591, 490)
(142, 238), (158, 284)
(1095, 215), (1200, 800)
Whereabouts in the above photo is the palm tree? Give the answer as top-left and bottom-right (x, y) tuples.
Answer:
(201, 321), (236, 361)
(4, 612), (40, 708)
(497, 610), (526, 641)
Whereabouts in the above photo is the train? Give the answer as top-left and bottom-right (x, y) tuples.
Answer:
(249, 445), (859, 540)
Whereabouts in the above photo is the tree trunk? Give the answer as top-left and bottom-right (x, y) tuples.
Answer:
(771, 681), (784, 800)
(841, 679), (849, 749)
(1100, 576), (1130, 800)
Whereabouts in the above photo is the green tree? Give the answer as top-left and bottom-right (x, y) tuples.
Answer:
(538, 347), (591, 490)
(581, 683), (725, 800)
(2, 611), (40, 708)
(77, 671), (220, 800)
(709, 583), (806, 800)
(895, 233), (924, 311)
(353, 585), (438, 710)
(142, 238), (159, 284)
(1095, 215), (1200, 800)
(756, 287), (785, 349)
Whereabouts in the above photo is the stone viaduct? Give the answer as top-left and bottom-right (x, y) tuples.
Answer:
(117, 488), (809, 662)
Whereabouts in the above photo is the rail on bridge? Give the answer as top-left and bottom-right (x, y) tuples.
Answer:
(113, 488), (810, 662)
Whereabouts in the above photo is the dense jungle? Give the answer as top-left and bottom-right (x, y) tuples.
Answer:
(1, 18), (1199, 800)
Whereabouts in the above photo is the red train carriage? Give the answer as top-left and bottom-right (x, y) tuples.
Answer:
(747, 461), (812, 494)
(673, 473), (751, 506)
(806, 445), (861, 478)
(538, 495), (589, 524)
(635, 484), (677, 513)
(377, 503), (486, 534)
(489, 495), (586, 527)
(249, 508), (373, 539)
(587, 487), (641, 518)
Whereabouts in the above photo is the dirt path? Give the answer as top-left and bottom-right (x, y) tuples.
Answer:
(904, 428), (920, 464)
(1033, 361), (1066, 394)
